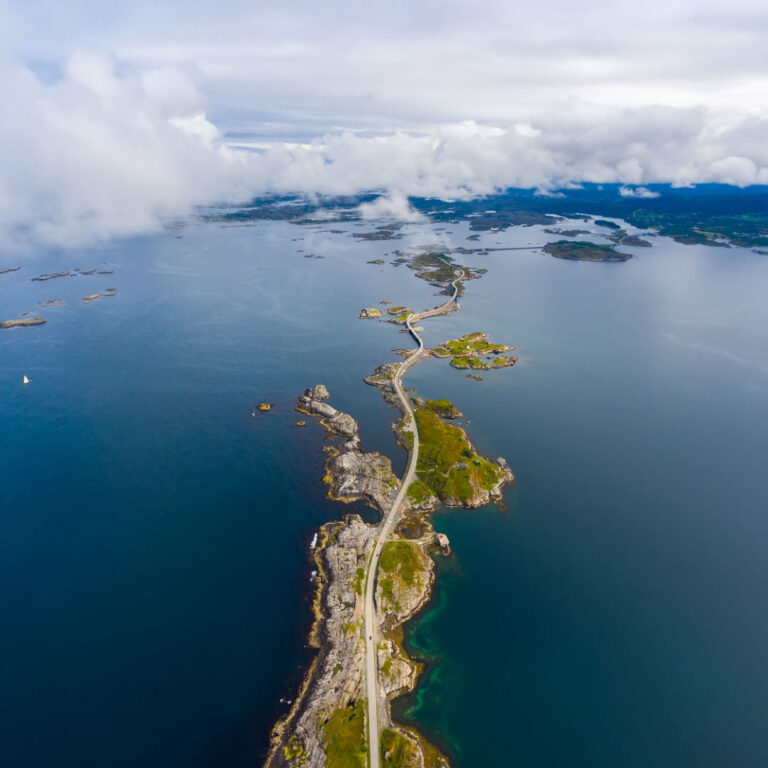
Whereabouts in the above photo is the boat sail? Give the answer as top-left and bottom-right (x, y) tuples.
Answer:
(23, 375), (30, 385)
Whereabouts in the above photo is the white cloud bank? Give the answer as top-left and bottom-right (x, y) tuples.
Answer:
(4, 53), (768, 249)
(0, 53), (250, 249)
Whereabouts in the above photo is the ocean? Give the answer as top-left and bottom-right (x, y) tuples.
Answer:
(2, 216), (767, 766)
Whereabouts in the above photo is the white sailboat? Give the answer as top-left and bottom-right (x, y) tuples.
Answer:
(23, 375), (30, 385)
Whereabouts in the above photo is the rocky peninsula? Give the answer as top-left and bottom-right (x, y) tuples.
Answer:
(265, 374), (513, 768)
(264, 386), (447, 768)
(265, 255), (515, 768)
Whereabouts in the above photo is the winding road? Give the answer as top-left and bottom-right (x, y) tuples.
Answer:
(364, 263), (464, 767)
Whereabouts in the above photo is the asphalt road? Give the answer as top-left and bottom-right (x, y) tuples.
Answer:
(364, 265), (463, 767)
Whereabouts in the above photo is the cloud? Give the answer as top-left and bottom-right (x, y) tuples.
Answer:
(620, 186), (661, 199)
(5, 24), (768, 246)
(0, 52), (250, 250)
(358, 192), (425, 222)
(246, 111), (768, 198)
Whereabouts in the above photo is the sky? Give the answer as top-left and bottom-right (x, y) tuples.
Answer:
(2, 0), (768, 247)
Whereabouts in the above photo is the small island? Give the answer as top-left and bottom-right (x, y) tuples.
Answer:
(82, 288), (118, 304)
(387, 305), (412, 324)
(359, 307), (382, 319)
(0, 267), (21, 276)
(544, 240), (631, 262)
(610, 231), (653, 247)
(1, 317), (47, 329)
(31, 271), (71, 281)
(431, 331), (518, 370)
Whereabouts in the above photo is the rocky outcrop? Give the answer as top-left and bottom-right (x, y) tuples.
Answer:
(306, 384), (330, 400)
(297, 388), (359, 439)
(297, 386), (400, 513)
(264, 515), (375, 768)
(359, 307), (382, 319)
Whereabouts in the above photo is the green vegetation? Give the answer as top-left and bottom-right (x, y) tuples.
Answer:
(432, 331), (510, 359)
(424, 399), (461, 419)
(381, 659), (392, 677)
(283, 734), (310, 766)
(610, 231), (653, 247)
(544, 240), (631, 262)
(353, 229), (402, 240)
(406, 479), (435, 505)
(407, 252), (458, 282)
(321, 701), (368, 768)
(381, 728), (421, 767)
(388, 306), (408, 315)
(469, 210), (554, 230)
(351, 566), (365, 596)
(380, 541), (420, 587)
(594, 219), (621, 230)
(627, 210), (768, 248)
(414, 407), (505, 504)
(448, 353), (516, 371)
(379, 577), (399, 611)
(398, 425), (414, 451)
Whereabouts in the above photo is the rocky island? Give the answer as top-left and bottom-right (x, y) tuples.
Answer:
(431, 332), (518, 370)
(544, 240), (631, 262)
(0, 317), (47, 329)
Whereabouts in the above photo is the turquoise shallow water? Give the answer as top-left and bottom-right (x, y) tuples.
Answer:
(2, 218), (768, 766)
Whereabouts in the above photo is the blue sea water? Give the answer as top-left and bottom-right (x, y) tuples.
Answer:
(1, 217), (767, 767)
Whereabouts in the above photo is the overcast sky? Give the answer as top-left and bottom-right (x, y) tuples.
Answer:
(3, 0), (768, 246)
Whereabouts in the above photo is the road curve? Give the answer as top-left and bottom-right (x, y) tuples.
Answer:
(364, 263), (464, 768)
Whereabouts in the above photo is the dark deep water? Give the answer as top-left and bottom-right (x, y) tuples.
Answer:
(1, 217), (767, 767)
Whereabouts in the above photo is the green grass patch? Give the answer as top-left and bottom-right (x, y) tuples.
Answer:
(544, 240), (631, 262)
(321, 701), (368, 768)
(283, 734), (310, 766)
(408, 252), (458, 282)
(406, 479), (433, 504)
(380, 541), (420, 586)
(414, 407), (504, 504)
(378, 577), (401, 612)
(424, 399), (461, 419)
(381, 728), (419, 767)
(351, 567), (365, 596)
